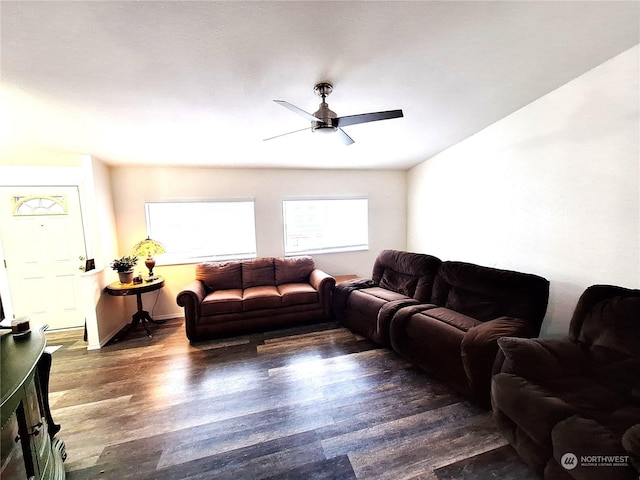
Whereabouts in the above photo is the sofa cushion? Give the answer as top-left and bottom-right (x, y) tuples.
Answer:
(421, 307), (481, 332)
(443, 285), (506, 322)
(242, 257), (275, 288)
(196, 261), (243, 291)
(275, 256), (315, 285)
(491, 373), (578, 445)
(371, 250), (441, 302)
(591, 356), (640, 401)
(201, 289), (243, 315)
(243, 286), (281, 311)
(348, 289), (391, 318)
(432, 261), (549, 328)
(357, 287), (411, 303)
(278, 283), (318, 307)
(379, 270), (419, 298)
(543, 376), (629, 413)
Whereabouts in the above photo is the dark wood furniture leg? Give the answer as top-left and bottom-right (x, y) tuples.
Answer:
(36, 352), (61, 439)
(131, 292), (166, 337)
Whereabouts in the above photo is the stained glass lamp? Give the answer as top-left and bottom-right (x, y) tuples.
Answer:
(132, 236), (166, 280)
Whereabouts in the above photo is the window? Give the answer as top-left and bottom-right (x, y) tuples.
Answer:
(12, 195), (67, 215)
(283, 198), (368, 255)
(145, 200), (256, 264)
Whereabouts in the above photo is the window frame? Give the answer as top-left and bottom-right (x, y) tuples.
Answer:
(282, 196), (369, 256)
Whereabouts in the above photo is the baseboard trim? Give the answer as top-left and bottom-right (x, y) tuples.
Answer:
(88, 321), (127, 350)
(153, 313), (183, 322)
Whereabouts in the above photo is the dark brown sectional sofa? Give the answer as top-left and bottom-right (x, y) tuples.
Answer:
(334, 249), (550, 405)
(177, 256), (335, 342)
(333, 249), (442, 346)
(492, 284), (640, 480)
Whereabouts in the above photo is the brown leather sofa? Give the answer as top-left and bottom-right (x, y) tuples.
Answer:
(492, 284), (640, 480)
(177, 256), (335, 342)
(334, 250), (550, 405)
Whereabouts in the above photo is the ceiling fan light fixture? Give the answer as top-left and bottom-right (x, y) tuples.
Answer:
(312, 124), (337, 134)
(266, 81), (403, 145)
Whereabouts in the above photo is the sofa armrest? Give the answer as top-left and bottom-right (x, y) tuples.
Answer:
(333, 278), (376, 316)
(465, 316), (529, 344)
(496, 336), (588, 381)
(177, 280), (208, 341)
(309, 269), (336, 316)
(461, 316), (528, 401)
(177, 280), (207, 307)
(376, 298), (422, 346)
(623, 424), (640, 473)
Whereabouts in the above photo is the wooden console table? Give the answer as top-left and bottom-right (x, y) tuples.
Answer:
(0, 326), (66, 479)
(106, 276), (165, 338)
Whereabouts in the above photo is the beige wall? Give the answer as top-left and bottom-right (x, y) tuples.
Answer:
(407, 46), (640, 336)
(109, 166), (407, 320)
(83, 157), (128, 348)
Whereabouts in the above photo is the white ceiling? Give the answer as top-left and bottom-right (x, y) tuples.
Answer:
(1, 1), (638, 170)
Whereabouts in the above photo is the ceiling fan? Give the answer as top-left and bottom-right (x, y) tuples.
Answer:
(264, 82), (403, 145)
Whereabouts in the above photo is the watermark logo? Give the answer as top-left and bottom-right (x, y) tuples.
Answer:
(561, 453), (578, 470)
(561, 452), (630, 470)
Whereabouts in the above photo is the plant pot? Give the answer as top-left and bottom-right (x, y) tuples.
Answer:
(118, 270), (134, 284)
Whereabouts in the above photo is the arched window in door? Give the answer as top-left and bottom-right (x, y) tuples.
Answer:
(12, 195), (67, 216)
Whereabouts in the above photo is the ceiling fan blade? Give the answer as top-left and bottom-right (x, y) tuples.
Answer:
(336, 109), (404, 127)
(263, 127), (311, 142)
(336, 128), (354, 145)
(273, 100), (320, 122)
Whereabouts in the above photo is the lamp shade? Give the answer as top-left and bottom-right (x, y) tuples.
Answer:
(132, 236), (166, 257)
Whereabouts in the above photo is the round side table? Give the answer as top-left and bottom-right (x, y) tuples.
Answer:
(105, 276), (165, 338)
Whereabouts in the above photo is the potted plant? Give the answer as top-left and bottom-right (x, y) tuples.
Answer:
(110, 255), (138, 284)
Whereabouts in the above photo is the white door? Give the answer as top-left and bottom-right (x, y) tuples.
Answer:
(0, 186), (87, 329)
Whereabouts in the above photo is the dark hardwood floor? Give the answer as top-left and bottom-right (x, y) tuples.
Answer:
(44, 318), (539, 480)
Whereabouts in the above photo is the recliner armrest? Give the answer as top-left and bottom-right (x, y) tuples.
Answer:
(461, 316), (528, 400)
(465, 316), (529, 345)
(623, 424), (640, 473)
(333, 278), (377, 315)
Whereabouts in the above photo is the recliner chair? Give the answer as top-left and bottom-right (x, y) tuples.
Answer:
(492, 284), (640, 480)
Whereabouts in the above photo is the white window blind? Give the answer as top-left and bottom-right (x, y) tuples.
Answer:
(283, 198), (369, 255)
(145, 200), (256, 264)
